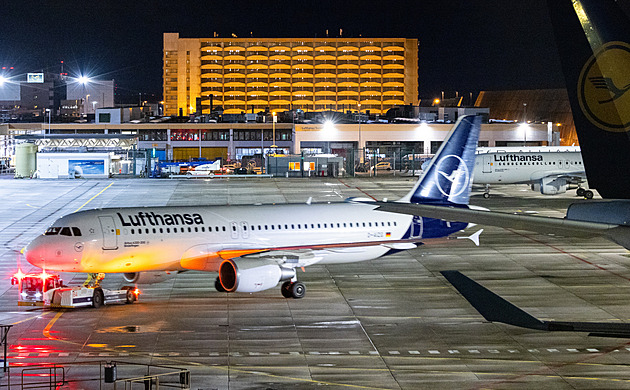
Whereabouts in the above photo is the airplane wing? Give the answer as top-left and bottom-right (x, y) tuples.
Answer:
(441, 270), (630, 338)
(180, 237), (423, 272)
(371, 201), (624, 239)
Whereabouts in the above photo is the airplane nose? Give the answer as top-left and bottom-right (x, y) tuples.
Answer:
(24, 236), (47, 268)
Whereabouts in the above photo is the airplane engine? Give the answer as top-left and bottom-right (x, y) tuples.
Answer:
(218, 259), (295, 293)
(532, 177), (567, 195)
(123, 271), (176, 284)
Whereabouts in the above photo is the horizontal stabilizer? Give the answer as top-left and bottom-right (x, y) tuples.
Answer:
(441, 270), (630, 338)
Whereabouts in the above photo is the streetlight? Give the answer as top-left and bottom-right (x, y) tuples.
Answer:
(271, 112), (277, 149)
(92, 101), (98, 113)
(357, 103), (363, 164)
(84, 94), (90, 116)
(44, 108), (51, 135)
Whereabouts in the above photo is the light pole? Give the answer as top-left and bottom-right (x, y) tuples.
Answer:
(271, 112), (277, 150)
(45, 108), (51, 135)
(357, 103), (362, 164)
(85, 94), (90, 116)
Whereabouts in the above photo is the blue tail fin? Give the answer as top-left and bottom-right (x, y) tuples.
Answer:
(547, 0), (630, 199)
(399, 115), (482, 205)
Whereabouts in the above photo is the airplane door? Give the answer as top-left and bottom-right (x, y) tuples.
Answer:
(240, 222), (250, 239)
(230, 222), (239, 239)
(482, 155), (493, 173)
(98, 216), (118, 250)
(410, 216), (423, 238)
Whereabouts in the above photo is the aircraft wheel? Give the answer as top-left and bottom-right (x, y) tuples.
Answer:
(92, 288), (104, 308)
(290, 282), (306, 299)
(584, 190), (594, 199)
(281, 281), (293, 298)
(215, 277), (227, 292)
(125, 289), (136, 304)
(576, 188), (585, 197)
(483, 193), (490, 199)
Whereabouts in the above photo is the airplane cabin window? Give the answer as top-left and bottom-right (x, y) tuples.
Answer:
(60, 227), (72, 236)
(195, 227), (198, 232)
(145, 229), (149, 234)
(201, 227), (205, 232)
(71, 227), (82, 236)
(284, 224), (288, 229)
(131, 229), (135, 234)
(166, 228), (170, 233)
(152, 228), (157, 234)
(159, 228), (163, 233)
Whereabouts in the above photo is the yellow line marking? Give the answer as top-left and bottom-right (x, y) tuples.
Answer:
(43, 310), (65, 339)
(74, 181), (114, 212)
(10, 311), (52, 326)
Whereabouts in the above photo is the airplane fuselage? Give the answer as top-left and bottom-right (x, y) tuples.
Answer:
(25, 202), (466, 274)
(473, 147), (584, 185)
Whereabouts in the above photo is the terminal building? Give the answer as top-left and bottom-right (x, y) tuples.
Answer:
(163, 33), (419, 116)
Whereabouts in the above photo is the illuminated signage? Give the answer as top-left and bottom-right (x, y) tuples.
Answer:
(27, 73), (44, 83)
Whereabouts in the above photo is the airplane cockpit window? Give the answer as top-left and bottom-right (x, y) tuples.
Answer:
(60, 227), (72, 236)
(44, 227), (61, 235)
(71, 227), (82, 236)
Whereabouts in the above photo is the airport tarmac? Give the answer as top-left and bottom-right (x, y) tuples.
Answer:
(1, 176), (630, 389)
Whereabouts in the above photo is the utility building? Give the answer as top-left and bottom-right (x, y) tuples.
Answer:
(163, 33), (418, 116)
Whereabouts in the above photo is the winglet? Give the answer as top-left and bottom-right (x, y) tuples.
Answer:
(457, 229), (483, 246)
(440, 270), (547, 330)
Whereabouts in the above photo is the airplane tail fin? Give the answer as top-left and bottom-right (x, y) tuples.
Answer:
(547, 0), (630, 199)
(398, 115), (482, 205)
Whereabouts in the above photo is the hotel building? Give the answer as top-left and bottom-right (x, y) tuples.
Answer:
(163, 33), (418, 116)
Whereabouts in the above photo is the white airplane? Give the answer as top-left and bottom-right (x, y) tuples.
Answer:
(25, 116), (484, 299)
(473, 146), (591, 198)
(186, 161), (221, 175)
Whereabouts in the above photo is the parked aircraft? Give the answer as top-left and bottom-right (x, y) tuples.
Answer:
(25, 116), (483, 298)
(473, 146), (590, 198)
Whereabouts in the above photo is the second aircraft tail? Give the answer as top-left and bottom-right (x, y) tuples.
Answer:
(548, 0), (630, 199)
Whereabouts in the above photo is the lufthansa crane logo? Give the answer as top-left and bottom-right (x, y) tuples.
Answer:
(434, 154), (469, 198)
(578, 41), (630, 132)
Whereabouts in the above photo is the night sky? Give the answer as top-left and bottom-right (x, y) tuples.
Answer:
(0, 0), (563, 104)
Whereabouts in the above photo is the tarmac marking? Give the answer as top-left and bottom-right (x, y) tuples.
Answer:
(7, 348), (629, 358)
(73, 182), (114, 213)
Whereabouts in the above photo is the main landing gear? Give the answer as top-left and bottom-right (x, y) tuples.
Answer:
(576, 187), (594, 199)
(281, 281), (306, 299)
(214, 277), (306, 299)
(483, 184), (491, 199)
